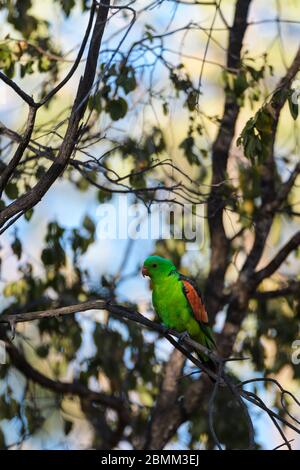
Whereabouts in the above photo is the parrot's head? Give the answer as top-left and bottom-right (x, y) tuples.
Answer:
(142, 256), (176, 281)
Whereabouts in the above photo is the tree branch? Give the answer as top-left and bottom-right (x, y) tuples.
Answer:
(220, 46), (300, 359)
(141, 349), (186, 450)
(0, 299), (220, 380)
(1, 298), (299, 449)
(37, 1), (97, 107)
(0, 331), (127, 414)
(266, 162), (300, 214)
(254, 231), (300, 285)
(0, 70), (36, 107)
(252, 280), (300, 300)
(205, 0), (252, 319)
(0, 106), (36, 197)
(240, 46), (300, 278)
(0, 0), (110, 232)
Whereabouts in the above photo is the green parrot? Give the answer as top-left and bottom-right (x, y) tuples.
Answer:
(142, 255), (216, 369)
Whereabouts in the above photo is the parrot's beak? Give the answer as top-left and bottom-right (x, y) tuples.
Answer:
(142, 266), (149, 277)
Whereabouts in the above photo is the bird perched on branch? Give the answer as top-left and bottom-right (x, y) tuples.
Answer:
(142, 255), (216, 373)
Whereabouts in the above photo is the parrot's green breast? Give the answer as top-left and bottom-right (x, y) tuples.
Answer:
(152, 273), (201, 337)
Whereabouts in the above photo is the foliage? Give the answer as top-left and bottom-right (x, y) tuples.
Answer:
(0, 0), (300, 451)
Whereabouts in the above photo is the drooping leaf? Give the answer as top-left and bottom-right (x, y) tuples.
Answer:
(106, 97), (128, 121)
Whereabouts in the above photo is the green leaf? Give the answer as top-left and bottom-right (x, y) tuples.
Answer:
(117, 67), (137, 95)
(38, 55), (51, 72)
(97, 190), (112, 203)
(56, 0), (76, 17)
(5, 61), (15, 79)
(288, 94), (299, 120)
(41, 247), (56, 266)
(36, 166), (46, 179)
(12, 235), (22, 260)
(4, 182), (19, 200)
(179, 136), (200, 165)
(36, 344), (49, 358)
(20, 60), (34, 78)
(76, 177), (89, 191)
(106, 97), (128, 121)
(255, 109), (273, 133)
(234, 71), (248, 96)
(24, 208), (34, 221)
(83, 215), (95, 235)
(186, 90), (198, 111)
(162, 102), (169, 115)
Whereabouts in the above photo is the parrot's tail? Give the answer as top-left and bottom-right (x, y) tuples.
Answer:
(196, 352), (218, 383)
(193, 327), (218, 382)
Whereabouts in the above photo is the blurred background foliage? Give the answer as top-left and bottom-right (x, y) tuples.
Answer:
(0, 0), (300, 449)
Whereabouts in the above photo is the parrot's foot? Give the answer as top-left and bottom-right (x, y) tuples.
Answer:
(163, 327), (173, 336)
(178, 331), (190, 344)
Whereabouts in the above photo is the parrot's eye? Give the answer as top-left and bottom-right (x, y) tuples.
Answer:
(152, 263), (157, 268)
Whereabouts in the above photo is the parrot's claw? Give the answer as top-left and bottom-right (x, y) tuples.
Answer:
(178, 331), (190, 344)
(163, 327), (172, 336)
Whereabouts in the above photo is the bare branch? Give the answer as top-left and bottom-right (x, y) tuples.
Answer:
(266, 162), (300, 214)
(241, 46), (300, 278)
(252, 280), (300, 300)
(37, 1), (97, 107)
(142, 349), (186, 450)
(0, 335), (127, 414)
(221, 46), (300, 361)
(1, 298), (299, 450)
(205, 0), (252, 319)
(0, 0), (111, 232)
(254, 231), (300, 285)
(0, 299), (220, 381)
(0, 70), (36, 107)
(0, 106), (37, 197)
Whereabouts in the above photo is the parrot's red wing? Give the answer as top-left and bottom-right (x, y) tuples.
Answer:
(182, 279), (208, 324)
